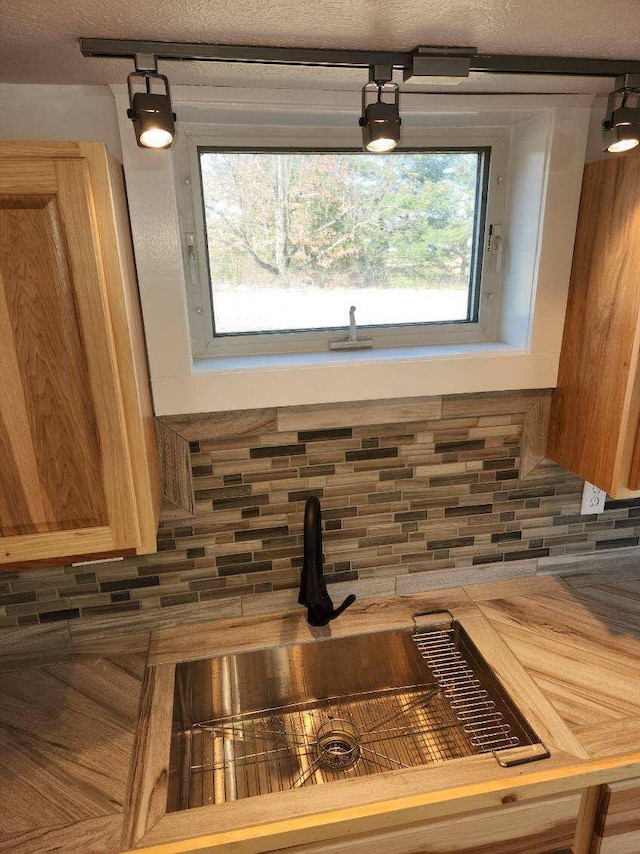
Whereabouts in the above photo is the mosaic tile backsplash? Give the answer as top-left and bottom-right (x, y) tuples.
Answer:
(2, 390), (640, 630)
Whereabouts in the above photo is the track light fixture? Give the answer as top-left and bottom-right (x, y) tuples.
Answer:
(127, 56), (176, 149)
(602, 74), (640, 153)
(82, 40), (640, 157)
(360, 66), (401, 153)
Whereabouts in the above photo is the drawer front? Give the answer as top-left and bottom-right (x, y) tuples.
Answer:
(279, 792), (581, 854)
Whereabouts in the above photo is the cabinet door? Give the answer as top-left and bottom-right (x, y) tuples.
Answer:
(0, 155), (138, 564)
(547, 155), (640, 497)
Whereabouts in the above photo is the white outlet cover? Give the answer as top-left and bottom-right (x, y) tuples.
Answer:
(580, 481), (607, 515)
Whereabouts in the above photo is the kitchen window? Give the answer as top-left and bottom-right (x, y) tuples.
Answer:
(179, 137), (504, 358)
(117, 90), (589, 413)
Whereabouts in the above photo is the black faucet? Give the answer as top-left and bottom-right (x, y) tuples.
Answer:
(298, 496), (356, 627)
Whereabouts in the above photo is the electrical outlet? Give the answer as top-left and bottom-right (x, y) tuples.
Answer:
(580, 481), (607, 515)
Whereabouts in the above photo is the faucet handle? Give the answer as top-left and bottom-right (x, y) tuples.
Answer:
(307, 593), (356, 627)
(329, 594), (356, 621)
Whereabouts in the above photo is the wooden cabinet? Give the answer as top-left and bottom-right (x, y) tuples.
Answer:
(0, 141), (160, 567)
(591, 778), (640, 853)
(547, 153), (640, 498)
(279, 792), (581, 854)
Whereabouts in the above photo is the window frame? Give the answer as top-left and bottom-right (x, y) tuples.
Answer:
(173, 126), (510, 359)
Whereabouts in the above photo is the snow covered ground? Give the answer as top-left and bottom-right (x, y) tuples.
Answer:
(212, 285), (469, 334)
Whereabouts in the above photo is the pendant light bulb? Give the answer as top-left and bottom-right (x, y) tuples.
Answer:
(138, 125), (174, 150)
(602, 120), (640, 153)
(127, 70), (176, 150)
(360, 77), (401, 154)
(602, 75), (640, 154)
(367, 136), (398, 153)
(608, 137), (639, 153)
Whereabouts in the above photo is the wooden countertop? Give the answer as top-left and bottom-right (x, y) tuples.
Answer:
(467, 571), (640, 755)
(2, 566), (640, 852)
(0, 645), (148, 853)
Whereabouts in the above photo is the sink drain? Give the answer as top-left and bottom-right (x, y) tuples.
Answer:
(315, 718), (361, 771)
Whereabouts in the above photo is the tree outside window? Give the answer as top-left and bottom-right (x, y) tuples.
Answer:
(199, 150), (484, 335)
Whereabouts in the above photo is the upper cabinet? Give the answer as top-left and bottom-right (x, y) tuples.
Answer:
(0, 141), (160, 567)
(547, 153), (640, 499)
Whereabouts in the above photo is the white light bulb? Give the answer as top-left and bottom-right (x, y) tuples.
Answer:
(139, 127), (173, 149)
(366, 137), (397, 153)
(608, 137), (640, 153)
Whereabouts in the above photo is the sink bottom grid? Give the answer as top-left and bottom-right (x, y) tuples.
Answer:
(183, 680), (477, 807)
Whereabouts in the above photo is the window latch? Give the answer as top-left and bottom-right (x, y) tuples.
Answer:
(185, 232), (197, 266)
(329, 305), (373, 351)
(184, 233), (203, 312)
(487, 223), (503, 273)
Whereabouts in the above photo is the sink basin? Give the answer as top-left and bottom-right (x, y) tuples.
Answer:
(167, 617), (548, 811)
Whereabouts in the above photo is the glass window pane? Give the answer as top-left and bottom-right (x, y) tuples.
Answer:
(199, 150), (485, 336)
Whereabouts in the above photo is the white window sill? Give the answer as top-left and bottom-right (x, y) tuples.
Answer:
(151, 343), (559, 415)
(192, 341), (525, 374)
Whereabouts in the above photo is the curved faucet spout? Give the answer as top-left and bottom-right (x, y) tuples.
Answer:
(298, 496), (356, 627)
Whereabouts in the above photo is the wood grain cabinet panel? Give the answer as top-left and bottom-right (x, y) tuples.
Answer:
(0, 142), (160, 566)
(547, 153), (640, 498)
(279, 792), (581, 854)
(591, 778), (640, 854)
(0, 192), (107, 535)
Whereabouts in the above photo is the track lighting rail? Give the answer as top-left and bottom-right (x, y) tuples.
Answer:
(80, 38), (640, 80)
(80, 39), (409, 70)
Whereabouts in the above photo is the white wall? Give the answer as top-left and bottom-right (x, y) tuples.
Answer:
(501, 105), (591, 358)
(499, 112), (550, 349)
(0, 84), (121, 160)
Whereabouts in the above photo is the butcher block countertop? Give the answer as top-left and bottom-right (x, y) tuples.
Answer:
(2, 565), (640, 853)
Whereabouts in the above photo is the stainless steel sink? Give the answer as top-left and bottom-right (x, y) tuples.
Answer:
(167, 617), (548, 811)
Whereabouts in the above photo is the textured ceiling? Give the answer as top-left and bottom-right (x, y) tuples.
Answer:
(1, 0), (639, 92)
